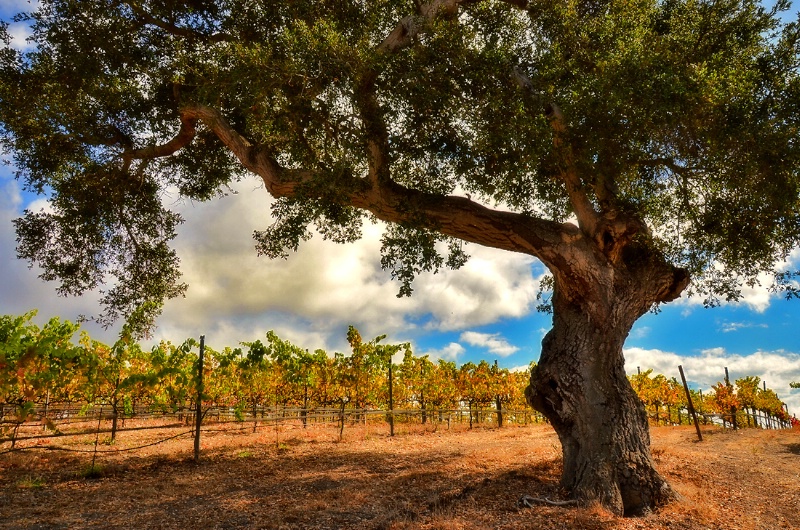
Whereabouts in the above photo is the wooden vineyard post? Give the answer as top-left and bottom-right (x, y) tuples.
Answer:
(494, 360), (503, 428)
(725, 367), (738, 430)
(42, 390), (50, 432)
(338, 400), (346, 441)
(388, 359), (394, 437)
(90, 405), (104, 473)
(678, 365), (702, 442)
(194, 335), (205, 462)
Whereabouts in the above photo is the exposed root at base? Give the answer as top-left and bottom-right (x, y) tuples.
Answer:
(516, 495), (579, 509)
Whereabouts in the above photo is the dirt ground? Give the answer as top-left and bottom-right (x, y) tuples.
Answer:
(1, 420), (799, 529)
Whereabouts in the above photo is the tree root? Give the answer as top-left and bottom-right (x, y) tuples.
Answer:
(516, 495), (579, 509)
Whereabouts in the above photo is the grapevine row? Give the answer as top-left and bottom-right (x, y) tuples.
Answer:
(1, 311), (533, 442)
(1, 311), (795, 445)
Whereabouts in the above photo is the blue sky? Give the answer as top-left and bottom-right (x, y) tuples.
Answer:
(1, 1), (799, 414)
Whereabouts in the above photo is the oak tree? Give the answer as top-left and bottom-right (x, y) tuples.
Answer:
(1, 0), (799, 515)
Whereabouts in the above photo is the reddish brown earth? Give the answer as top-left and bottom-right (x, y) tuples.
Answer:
(1, 420), (799, 529)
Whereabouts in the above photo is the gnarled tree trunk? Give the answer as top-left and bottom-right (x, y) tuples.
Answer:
(526, 240), (688, 516)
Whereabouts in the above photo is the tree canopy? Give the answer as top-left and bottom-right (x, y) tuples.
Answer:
(1, 0), (798, 332)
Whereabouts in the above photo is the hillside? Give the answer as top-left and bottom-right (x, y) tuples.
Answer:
(1, 423), (798, 529)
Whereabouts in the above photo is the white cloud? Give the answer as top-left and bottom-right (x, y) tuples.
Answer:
(629, 326), (651, 340)
(737, 272), (775, 313)
(677, 248), (800, 315)
(624, 346), (800, 418)
(719, 321), (768, 333)
(678, 280), (774, 314)
(2, 1), (41, 52)
(789, 247), (800, 268)
(419, 342), (466, 362)
(0, 172), (542, 353)
(146, 178), (542, 351)
(459, 331), (519, 357)
(6, 22), (33, 51)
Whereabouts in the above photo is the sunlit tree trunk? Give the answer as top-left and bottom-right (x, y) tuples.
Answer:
(527, 242), (687, 516)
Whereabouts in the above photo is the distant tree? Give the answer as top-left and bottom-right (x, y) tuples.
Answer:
(2, 0), (799, 514)
(457, 360), (497, 427)
(202, 345), (242, 410)
(147, 339), (196, 415)
(754, 387), (786, 422)
(343, 326), (388, 415)
(237, 338), (276, 418)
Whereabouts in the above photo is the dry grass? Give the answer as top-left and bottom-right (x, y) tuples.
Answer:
(1, 419), (799, 529)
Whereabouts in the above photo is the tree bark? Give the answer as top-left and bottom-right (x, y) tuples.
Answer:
(526, 258), (685, 516)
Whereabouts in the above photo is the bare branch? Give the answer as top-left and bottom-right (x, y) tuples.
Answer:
(517, 495), (580, 508)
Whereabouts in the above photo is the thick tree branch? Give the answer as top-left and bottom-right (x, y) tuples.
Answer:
(122, 115), (197, 164)
(545, 103), (600, 236)
(180, 103), (578, 268)
(512, 70), (662, 266)
(378, 0), (463, 52)
(172, 0), (592, 272)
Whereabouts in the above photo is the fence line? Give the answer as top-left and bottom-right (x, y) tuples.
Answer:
(1, 404), (548, 452)
(0, 430), (194, 456)
(3, 403), (546, 427)
(645, 407), (792, 430)
(4, 399), (791, 446)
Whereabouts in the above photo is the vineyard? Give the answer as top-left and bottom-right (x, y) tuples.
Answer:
(629, 369), (796, 431)
(1, 310), (795, 454)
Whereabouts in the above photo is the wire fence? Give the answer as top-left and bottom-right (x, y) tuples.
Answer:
(645, 409), (793, 430)
(0, 403), (548, 457)
(3, 400), (792, 463)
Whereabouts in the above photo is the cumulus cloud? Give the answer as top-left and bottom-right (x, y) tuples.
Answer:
(677, 248), (800, 315)
(0, 170), (543, 352)
(459, 331), (519, 357)
(419, 342), (466, 362)
(148, 178), (541, 351)
(624, 346), (800, 417)
(6, 23), (32, 50)
(677, 274), (776, 314)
